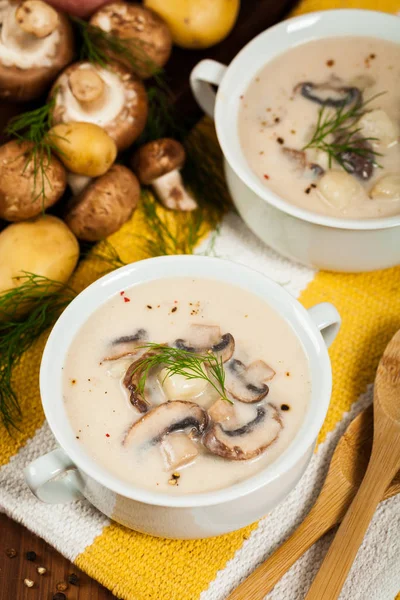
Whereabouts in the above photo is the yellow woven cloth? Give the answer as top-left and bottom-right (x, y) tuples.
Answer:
(1, 2), (399, 599)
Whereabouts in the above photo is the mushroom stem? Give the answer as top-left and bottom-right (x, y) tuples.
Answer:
(151, 170), (198, 211)
(69, 68), (106, 111)
(15, 0), (58, 39)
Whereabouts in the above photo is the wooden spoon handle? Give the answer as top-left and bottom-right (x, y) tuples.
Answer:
(226, 508), (333, 600)
(305, 440), (400, 600)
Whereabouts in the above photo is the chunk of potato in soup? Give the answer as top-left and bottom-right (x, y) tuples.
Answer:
(63, 278), (311, 494)
(238, 37), (400, 219)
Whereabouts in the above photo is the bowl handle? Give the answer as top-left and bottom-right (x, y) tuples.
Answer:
(190, 59), (227, 118)
(24, 447), (84, 504)
(307, 302), (341, 348)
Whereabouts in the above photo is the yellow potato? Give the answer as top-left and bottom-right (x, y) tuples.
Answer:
(49, 122), (117, 177)
(144, 0), (240, 49)
(0, 216), (79, 315)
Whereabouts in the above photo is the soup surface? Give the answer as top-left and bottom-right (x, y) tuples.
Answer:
(238, 37), (400, 219)
(63, 278), (311, 494)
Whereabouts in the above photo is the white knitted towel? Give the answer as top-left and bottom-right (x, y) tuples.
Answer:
(0, 212), (399, 600)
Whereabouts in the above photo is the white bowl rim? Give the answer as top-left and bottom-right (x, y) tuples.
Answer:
(40, 255), (333, 508)
(214, 8), (400, 232)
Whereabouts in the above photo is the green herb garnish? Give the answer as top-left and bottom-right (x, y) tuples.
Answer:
(0, 273), (76, 431)
(5, 97), (61, 207)
(133, 343), (233, 404)
(302, 93), (384, 170)
(72, 17), (163, 83)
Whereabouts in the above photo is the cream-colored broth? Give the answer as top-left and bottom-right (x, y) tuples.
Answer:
(63, 278), (311, 494)
(238, 37), (400, 219)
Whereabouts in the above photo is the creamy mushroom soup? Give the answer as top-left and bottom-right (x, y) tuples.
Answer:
(63, 278), (311, 494)
(238, 37), (400, 219)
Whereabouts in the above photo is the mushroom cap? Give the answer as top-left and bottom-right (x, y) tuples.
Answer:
(50, 61), (149, 151)
(0, 140), (66, 222)
(225, 358), (275, 403)
(90, 2), (172, 79)
(203, 403), (282, 460)
(64, 164), (140, 241)
(132, 138), (185, 185)
(174, 325), (235, 364)
(124, 400), (209, 448)
(0, 10), (74, 102)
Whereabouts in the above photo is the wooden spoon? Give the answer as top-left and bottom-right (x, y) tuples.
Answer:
(305, 329), (400, 600)
(227, 405), (400, 600)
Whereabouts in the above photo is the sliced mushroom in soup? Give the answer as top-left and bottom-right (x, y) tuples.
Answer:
(62, 277), (311, 493)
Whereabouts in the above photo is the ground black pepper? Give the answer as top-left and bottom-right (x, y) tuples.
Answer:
(67, 573), (79, 586)
(281, 404), (290, 411)
(277, 137), (284, 145)
(26, 551), (36, 561)
(53, 594), (67, 600)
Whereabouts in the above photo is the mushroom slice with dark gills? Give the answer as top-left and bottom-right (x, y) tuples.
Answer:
(203, 403), (282, 460)
(295, 81), (361, 108)
(226, 359), (276, 403)
(124, 401), (208, 450)
(103, 328), (148, 361)
(123, 346), (164, 413)
(175, 324), (235, 363)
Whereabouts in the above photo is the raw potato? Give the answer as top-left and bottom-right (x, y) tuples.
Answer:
(0, 215), (79, 309)
(49, 122), (117, 177)
(64, 165), (140, 241)
(358, 109), (399, 149)
(317, 170), (367, 210)
(0, 140), (66, 222)
(370, 174), (400, 201)
(144, 0), (240, 49)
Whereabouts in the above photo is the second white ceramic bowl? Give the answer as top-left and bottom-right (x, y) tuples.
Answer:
(24, 256), (340, 538)
(190, 10), (400, 272)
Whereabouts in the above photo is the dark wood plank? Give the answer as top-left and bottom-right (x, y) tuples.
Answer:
(0, 513), (117, 600)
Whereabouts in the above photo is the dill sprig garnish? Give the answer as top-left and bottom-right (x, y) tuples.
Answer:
(134, 343), (233, 404)
(72, 17), (163, 84)
(0, 273), (76, 431)
(4, 97), (63, 207)
(82, 239), (127, 273)
(303, 93), (384, 170)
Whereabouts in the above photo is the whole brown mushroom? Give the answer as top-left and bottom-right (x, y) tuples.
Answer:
(0, 0), (74, 102)
(89, 2), (172, 79)
(132, 138), (198, 211)
(64, 164), (140, 241)
(0, 140), (66, 222)
(50, 62), (148, 151)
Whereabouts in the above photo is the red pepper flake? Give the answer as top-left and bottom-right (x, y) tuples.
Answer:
(326, 59), (334, 67)
(71, 379), (76, 385)
(119, 291), (124, 296)
(105, 433), (110, 438)
(263, 174), (270, 180)
(239, 95), (244, 99)
(174, 300), (178, 303)
(123, 297), (130, 303)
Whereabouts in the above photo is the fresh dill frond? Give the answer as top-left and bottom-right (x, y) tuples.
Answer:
(134, 343), (233, 404)
(82, 239), (127, 273)
(5, 97), (62, 207)
(72, 17), (163, 84)
(303, 93), (385, 171)
(0, 273), (76, 431)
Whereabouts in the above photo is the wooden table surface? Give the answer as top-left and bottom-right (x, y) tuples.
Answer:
(0, 1), (297, 598)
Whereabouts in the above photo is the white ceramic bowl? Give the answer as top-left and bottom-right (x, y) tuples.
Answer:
(190, 10), (400, 272)
(25, 256), (340, 539)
